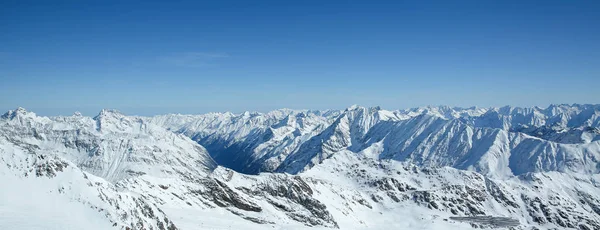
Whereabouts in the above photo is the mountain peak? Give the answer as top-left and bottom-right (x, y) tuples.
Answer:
(347, 104), (360, 110)
(346, 104), (368, 112)
(241, 111), (260, 118)
(1, 107), (35, 120)
(94, 109), (124, 120)
(93, 109), (127, 132)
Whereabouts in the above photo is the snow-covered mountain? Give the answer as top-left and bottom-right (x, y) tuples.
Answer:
(2, 105), (600, 229)
(148, 109), (341, 174)
(1, 108), (216, 182)
(0, 108), (344, 229)
(147, 104), (600, 178)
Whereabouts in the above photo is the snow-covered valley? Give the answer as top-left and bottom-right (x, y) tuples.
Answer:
(2, 104), (600, 229)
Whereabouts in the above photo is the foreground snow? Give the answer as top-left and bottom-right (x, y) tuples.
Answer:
(0, 173), (111, 230)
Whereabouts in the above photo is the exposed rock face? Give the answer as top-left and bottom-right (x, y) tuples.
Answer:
(210, 167), (338, 228)
(202, 178), (263, 212)
(449, 216), (520, 228)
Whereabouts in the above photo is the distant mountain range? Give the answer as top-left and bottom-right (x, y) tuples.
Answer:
(1, 104), (600, 229)
(148, 104), (600, 177)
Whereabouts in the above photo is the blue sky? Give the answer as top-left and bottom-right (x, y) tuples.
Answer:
(1, 0), (599, 116)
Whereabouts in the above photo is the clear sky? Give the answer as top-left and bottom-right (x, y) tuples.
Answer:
(1, 0), (599, 116)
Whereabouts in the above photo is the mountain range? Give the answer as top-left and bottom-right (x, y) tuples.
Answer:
(1, 104), (600, 229)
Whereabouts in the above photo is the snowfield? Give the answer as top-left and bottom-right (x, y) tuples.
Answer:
(1, 104), (600, 229)
(0, 173), (112, 230)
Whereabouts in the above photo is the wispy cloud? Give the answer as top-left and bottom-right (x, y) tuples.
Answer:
(158, 52), (229, 67)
